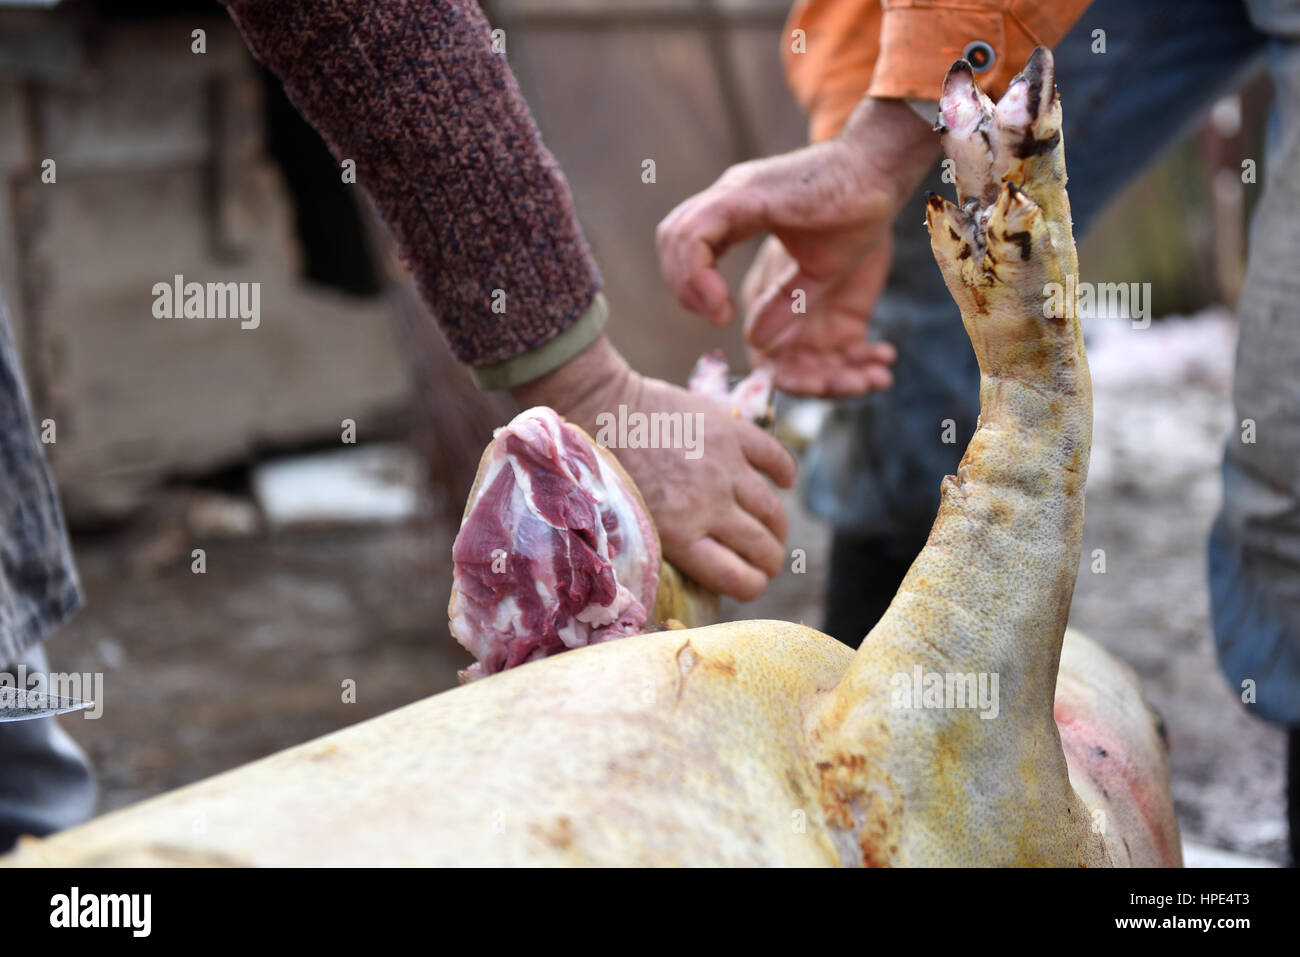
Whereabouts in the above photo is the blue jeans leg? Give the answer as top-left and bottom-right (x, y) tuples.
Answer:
(1208, 1), (1300, 727)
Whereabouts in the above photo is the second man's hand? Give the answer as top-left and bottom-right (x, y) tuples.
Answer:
(656, 96), (940, 397)
(740, 234), (897, 397)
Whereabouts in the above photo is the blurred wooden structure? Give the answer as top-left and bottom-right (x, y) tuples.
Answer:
(0, 0), (808, 525)
(0, 7), (412, 521)
(0, 0), (1259, 526)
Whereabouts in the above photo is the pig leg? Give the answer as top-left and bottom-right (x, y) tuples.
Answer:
(811, 48), (1109, 867)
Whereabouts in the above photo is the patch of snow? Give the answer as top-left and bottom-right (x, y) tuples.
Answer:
(253, 443), (425, 529)
(1182, 840), (1280, 868)
(1085, 310), (1236, 495)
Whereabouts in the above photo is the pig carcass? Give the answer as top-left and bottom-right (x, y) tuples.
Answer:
(3, 49), (1179, 867)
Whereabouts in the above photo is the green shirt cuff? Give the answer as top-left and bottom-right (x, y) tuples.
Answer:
(469, 292), (609, 391)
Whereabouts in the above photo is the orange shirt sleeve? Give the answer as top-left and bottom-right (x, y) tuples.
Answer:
(783, 0), (1094, 141)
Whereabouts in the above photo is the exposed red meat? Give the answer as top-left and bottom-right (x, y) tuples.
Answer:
(449, 408), (659, 679)
(452, 355), (773, 681)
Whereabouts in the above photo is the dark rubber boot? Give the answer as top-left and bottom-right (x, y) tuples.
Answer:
(822, 530), (927, 650)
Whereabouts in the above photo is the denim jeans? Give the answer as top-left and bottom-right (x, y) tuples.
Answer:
(809, 0), (1300, 723)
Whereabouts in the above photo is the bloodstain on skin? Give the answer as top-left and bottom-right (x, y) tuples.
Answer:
(1054, 706), (1179, 866)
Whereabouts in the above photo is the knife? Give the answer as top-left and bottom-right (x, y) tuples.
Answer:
(0, 686), (94, 721)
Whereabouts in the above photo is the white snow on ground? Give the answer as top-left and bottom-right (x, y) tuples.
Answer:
(1183, 840), (1280, 868)
(253, 444), (428, 528)
(1085, 310), (1237, 500)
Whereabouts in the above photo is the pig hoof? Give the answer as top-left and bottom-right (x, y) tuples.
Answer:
(925, 46), (1079, 379)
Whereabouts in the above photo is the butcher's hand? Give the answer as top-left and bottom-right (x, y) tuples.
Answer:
(656, 97), (939, 397)
(512, 335), (797, 601)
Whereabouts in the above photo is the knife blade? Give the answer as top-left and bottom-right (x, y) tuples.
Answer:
(0, 686), (94, 721)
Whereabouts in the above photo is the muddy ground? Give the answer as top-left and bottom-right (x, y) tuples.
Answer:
(48, 312), (1286, 864)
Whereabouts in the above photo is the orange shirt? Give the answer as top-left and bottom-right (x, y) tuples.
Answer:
(784, 0), (1093, 141)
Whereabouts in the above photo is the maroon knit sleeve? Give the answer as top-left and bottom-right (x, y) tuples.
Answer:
(221, 0), (602, 367)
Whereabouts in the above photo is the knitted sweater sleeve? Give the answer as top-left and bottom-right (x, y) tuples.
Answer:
(221, 0), (604, 381)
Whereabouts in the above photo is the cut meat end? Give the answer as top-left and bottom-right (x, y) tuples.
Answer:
(449, 407), (660, 679)
(451, 352), (772, 681)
